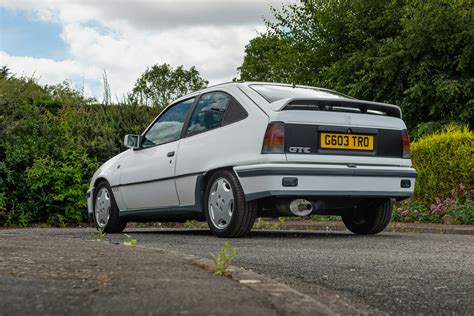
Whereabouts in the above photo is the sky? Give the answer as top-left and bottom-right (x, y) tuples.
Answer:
(0, 0), (295, 100)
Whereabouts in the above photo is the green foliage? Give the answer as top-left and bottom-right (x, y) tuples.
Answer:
(212, 242), (237, 275)
(393, 126), (474, 225)
(394, 184), (474, 224)
(411, 125), (473, 205)
(123, 234), (137, 246)
(183, 220), (208, 229)
(238, 35), (297, 83)
(25, 150), (100, 224)
(97, 228), (105, 241)
(239, 0), (474, 129)
(393, 199), (441, 223)
(131, 63), (208, 108)
(252, 217), (286, 230)
(1, 75), (59, 226)
(450, 199), (474, 225)
(311, 215), (341, 221)
(0, 68), (165, 226)
(0, 192), (4, 209)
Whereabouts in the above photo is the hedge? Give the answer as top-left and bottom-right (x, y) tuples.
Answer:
(411, 125), (473, 205)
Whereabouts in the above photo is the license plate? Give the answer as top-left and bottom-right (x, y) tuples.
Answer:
(320, 132), (374, 151)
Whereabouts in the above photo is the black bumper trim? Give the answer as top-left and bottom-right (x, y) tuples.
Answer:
(111, 171), (204, 189)
(236, 167), (417, 178)
(245, 190), (413, 201)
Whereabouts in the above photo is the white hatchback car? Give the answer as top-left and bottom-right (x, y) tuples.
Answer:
(86, 82), (416, 237)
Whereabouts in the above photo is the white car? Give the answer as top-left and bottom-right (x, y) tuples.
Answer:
(86, 82), (416, 237)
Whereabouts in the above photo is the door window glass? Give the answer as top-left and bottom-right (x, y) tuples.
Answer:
(187, 92), (230, 136)
(142, 98), (194, 148)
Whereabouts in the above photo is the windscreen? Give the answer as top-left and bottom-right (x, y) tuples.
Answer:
(250, 84), (351, 102)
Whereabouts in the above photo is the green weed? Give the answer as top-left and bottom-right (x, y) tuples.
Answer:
(97, 227), (105, 241)
(183, 220), (208, 229)
(123, 234), (137, 246)
(212, 242), (237, 275)
(253, 217), (286, 230)
(311, 215), (341, 221)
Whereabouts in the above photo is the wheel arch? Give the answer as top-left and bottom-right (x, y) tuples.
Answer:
(93, 177), (109, 190)
(199, 166), (236, 208)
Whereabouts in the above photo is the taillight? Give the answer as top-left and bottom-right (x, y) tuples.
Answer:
(402, 129), (410, 158)
(262, 122), (285, 154)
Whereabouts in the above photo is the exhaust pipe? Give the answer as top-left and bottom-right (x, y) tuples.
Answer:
(289, 199), (313, 217)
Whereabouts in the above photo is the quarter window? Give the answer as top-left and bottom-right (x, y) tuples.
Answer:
(142, 98), (194, 148)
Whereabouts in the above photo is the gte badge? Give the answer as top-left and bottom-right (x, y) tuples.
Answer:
(289, 147), (311, 153)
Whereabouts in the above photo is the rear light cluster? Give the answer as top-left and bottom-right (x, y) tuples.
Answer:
(262, 122), (285, 154)
(402, 129), (411, 159)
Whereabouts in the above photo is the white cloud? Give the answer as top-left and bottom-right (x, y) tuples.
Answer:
(0, 51), (102, 95)
(0, 0), (296, 99)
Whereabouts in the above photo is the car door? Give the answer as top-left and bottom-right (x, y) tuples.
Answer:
(119, 98), (194, 210)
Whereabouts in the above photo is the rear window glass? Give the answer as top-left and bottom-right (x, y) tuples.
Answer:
(250, 84), (350, 102)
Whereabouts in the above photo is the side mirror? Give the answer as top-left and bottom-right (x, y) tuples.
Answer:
(124, 134), (141, 149)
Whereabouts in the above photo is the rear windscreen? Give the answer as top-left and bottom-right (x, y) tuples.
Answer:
(249, 84), (351, 102)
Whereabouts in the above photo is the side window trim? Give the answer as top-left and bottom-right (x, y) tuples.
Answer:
(141, 96), (197, 137)
(180, 94), (201, 139)
(183, 90), (246, 138)
(138, 96), (197, 150)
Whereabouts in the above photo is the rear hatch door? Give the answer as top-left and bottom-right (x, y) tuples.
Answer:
(272, 98), (408, 166)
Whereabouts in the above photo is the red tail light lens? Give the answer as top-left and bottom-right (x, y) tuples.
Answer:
(402, 129), (410, 158)
(262, 122), (285, 154)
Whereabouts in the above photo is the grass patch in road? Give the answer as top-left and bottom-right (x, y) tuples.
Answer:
(183, 220), (208, 229)
(97, 227), (105, 241)
(212, 242), (237, 275)
(253, 217), (286, 230)
(123, 234), (137, 246)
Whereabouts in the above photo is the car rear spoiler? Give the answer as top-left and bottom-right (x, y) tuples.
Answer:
(269, 97), (402, 119)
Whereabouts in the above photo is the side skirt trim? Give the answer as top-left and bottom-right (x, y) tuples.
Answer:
(120, 206), (202, 217)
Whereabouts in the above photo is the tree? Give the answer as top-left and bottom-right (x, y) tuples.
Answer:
(131, 63), (208, 108)
(238, 35), (301, 83)
(0, 65), (11, 80)
(238, 0), (474, 129)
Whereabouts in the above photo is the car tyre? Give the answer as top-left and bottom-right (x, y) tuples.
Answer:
(342, 198), (392, 234)
(93, 181), (127, 233)
(204, 170), (257, 238)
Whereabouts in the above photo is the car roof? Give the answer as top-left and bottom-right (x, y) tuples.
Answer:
(172, 81), (350, 104)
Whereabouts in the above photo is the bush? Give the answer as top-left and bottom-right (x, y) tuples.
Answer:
(394, 125), (474, 225)
(0, 73), (160, 226)
(393, 199), (440, 223)
(395, 184), (474, 224)
(411, 125), (473, 205)
(25, 150), (100, 224)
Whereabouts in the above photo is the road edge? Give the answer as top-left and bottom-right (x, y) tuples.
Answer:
(279, 220), (474, 235)
(134, 244), (336, 316)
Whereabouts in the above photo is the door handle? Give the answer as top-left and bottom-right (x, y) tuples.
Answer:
(167, 151), (175, 157)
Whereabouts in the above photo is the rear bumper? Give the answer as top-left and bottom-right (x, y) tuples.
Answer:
(234, 163), (416, 201)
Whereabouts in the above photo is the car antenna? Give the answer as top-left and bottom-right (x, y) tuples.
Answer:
(292, 83), (296, 88)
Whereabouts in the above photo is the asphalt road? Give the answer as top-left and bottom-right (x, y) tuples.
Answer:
(104, 228), (474, 315)
(0, 230), (280, 315)
(4, 228), (473, 315)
